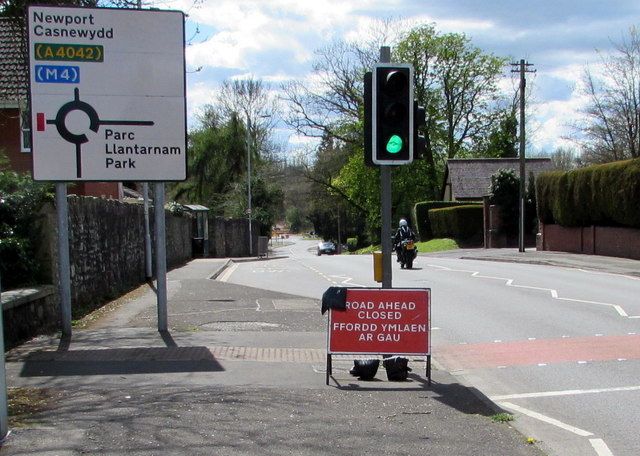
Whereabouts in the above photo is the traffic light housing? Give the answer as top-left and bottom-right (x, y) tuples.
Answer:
(413, 102), (426, 160)
(372, 64), (413, 165)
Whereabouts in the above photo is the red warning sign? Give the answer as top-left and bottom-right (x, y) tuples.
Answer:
(328, 288), (430, 355)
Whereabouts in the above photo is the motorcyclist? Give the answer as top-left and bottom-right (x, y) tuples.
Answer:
(393, 218), (416, 261)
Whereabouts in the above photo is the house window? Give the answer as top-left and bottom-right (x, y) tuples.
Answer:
(20, 109), (31, 153)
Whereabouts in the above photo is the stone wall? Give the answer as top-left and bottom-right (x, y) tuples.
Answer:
(1, 286), (60, 349)
(209, 216), (259, 258)
(3, 197), (257, 347)
(39, 196), (194, 315)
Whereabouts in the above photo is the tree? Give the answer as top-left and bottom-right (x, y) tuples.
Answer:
(170, 108), (246, 213)
(282, 39), (374, 145)
(1, 0), (97, 22)
(217, 77), (279, 160)
(576, 26), (640, 164)
(395, 25), (508, 162)
(477, 110), (518, 158)
(303, 134), (367, 241)
(283, 21), (512, 242)
(170, 77), (284, 235)
(549, 147), (579, 171)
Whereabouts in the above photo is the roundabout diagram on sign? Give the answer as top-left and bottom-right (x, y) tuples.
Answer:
(38, 87), (154, 178)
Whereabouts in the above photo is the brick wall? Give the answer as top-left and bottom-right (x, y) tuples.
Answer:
(540, 223), (640, 260)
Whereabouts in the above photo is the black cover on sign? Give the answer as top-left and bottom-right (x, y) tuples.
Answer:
(321, 286), (348, 315)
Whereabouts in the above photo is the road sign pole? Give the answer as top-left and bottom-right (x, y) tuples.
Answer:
(154, 183), (168, 332)
(56, 183), (72, 338)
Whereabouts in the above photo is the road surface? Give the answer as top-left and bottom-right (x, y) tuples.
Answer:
(220, 236), (640, 456)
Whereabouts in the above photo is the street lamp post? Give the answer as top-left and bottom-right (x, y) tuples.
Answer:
(246, 112), (271, 257)
(246, 114), (253, 256)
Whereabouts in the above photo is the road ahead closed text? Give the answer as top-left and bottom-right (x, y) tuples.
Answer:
(329, 288), (430, 355)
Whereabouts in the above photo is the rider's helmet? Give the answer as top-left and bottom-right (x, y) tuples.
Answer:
(399, 218), (408, 227)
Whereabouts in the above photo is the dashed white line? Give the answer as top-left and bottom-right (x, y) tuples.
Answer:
(427, 264), (633, 318)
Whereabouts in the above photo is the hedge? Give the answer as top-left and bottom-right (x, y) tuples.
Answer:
(429, 205), (484, 240)
(536, 158), (640, 228)
(414, 201), (480, 239)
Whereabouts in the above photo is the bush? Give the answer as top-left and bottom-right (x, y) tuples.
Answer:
(429, 205), (484, 240)
(535, 171), (563, 224)
(0, 169), (53, 290)
(536, 158), (640, 228)
(0, 237), (38, 289)
(346, 237), (358, 252)
(489, 169), (519, 236)
(414, 201), (476, 239)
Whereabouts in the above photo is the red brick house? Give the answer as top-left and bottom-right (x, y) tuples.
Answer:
(0, 17), (122, 199)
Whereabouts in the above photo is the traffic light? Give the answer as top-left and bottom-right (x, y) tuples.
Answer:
(364, 71), (374, 167)
(414, 102), (426, 160)
(372, 64), (413, 165)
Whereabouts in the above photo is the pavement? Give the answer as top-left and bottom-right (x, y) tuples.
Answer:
(1, 248), (637, 455)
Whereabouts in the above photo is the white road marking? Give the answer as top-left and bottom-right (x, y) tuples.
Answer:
(329, 274), (368, 287)
(589, 439), (613, 456)
(497, 396), (620, 454)
(491, 385), (640, 401)
(590, 438), (615, 456)
(497, 401), (593, 437)
(427, 264), (632, 318)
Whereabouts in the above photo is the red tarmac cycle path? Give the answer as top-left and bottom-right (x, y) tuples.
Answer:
(435, 333), (640, 371)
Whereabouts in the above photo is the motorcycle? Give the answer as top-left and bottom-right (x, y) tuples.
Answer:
(396, 239), (417, 269)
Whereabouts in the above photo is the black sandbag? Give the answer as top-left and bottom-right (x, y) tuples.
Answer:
(349, 358), (380, 380)
(383, 356), (412, 381)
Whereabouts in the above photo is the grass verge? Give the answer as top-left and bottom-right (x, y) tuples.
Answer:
(352, 238), (460, 255)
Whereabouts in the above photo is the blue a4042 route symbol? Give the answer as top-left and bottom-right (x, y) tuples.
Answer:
(35, 65), (80, 84)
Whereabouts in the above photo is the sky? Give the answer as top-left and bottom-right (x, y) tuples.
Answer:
(161, 0), (640, 157)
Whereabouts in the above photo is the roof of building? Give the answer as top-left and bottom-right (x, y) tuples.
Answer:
(0, 17), (28, 103)
(442, 157), (555, 201)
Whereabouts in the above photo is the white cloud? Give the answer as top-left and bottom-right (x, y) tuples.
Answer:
(164, 0), (640, 153)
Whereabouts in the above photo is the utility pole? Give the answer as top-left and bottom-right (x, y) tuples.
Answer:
(511, 59), (535, 253)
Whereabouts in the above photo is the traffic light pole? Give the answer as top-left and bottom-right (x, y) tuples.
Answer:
(379, 46), (393, 289)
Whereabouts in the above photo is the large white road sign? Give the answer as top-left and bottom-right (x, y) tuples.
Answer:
(28, 6), (187, 181)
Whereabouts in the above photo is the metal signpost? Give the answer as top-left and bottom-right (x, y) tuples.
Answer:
(27, 6), (187, 334)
